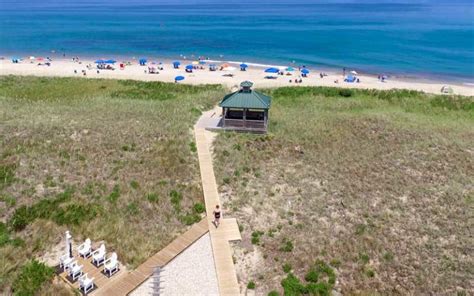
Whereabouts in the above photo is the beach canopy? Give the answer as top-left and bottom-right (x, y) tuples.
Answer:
(104, 59), (116, 64)
(345, 75), (356, 83)
(199, 60), (206, 65)
(265, 67), (280, 73)
(139, 58), (147, 64)
(173, 61), (181, 66)
(95, 59), (105, 64)
(286, 67), (295, 72)
(301, 68), (310, 74)
(240, 63), (248, 69)
(185, 65), (193, 70)
(175, 75), (185, 81)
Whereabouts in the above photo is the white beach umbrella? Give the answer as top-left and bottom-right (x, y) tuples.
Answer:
(29, 56), (35, 60)
(350, 70), (358, 75)
(223, 66), (237, 72)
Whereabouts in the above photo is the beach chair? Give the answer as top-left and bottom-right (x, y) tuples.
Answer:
(78, 238), (92, 258)
(104, 252), (119, 276)
(91, 244), (106, 266)
(68, 261), (83, 281)
(79, 273), (95, 295)
(59, 254), (74, 271)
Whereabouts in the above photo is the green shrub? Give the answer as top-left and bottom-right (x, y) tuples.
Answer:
(247, 281), (256, 289)
(52, 204), (99, 226)
(282, 263), (292, 273)
(0, 194), (16, 207)
(146, 193), (159, 203)
(170, 190), (182, 211)
(338, 89), (352, 97)
(193, 202), (206, 214)
(0, 163), (16, 189)
(9, 206), (32, 231)
(268, 291), (280, 296)
(13, 260), (54, 296)
(281, 273), (307, 295)
(359, 253), (370, 265)
(280, 239), (294, 252)
(365, 268), (375, 277)
(189, 142), (197, 152)
(305, 269), (319, 283)
(306, 282), (331, 296)
(108, 185), (121, 203)
(0, 222), (10, 246)
(126, 202), (140, 216)
(251, 231), (264, 245)
(383, 251), (394, 261)
(181, 213), (201, 225)
(130, 180), (140, 189)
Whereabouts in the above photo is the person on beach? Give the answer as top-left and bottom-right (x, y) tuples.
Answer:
(213, 205), (221, 228)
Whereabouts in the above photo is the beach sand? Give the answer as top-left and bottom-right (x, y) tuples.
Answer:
(1, 58), (473, 96)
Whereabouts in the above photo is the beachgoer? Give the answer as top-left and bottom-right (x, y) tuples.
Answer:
(213, 205), (221, 227)
(343, 67), (346, 76)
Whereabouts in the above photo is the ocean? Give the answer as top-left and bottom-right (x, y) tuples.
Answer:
(0, 0), (473, 82)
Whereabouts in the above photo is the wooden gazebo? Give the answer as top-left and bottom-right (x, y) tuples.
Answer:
(219, 81), (271, 133)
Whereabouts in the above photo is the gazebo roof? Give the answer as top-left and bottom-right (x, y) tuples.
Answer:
(219, 82), (271, 110)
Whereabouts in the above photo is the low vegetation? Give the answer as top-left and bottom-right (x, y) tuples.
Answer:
(214, 87), (473, 294)
(0, 76), (225, 293)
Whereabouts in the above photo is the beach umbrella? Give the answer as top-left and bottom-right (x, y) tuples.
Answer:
(221, 63), (230, 68)
(95, 59), (105, 64)
(350, 70), (358, 75)
(286, 67), (295, 72)
(104, 59), (116, 64)
(223, 66), (236, 72)
(199, 60), (206, 65)
(265, 67), (280, 73)
(185, 65), (194, 70)
(301, 68), (310, 74)
(173, 61), (181, 66)
(240, 63), (248, 69)
(192, 61), (199, 65)
(139, 58), (147, 65)
(175, 75), (185, 82)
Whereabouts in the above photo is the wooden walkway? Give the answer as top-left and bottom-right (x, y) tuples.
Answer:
(91, 218), (209, 296)
(195, 127), (242, 295)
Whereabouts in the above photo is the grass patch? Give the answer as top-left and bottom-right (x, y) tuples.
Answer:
(12, 260), (54, 296)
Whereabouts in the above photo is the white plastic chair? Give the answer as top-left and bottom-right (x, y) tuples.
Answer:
(78, 238), (92, 258)
(68, 261), (83, 281)
(59, 254), (74, 271)
(79, 273), (95, 294)
(104, 252), (119, 276)
(91, 244), (106, 266)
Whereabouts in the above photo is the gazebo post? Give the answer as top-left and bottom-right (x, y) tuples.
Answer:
(243, 108), (247, 128)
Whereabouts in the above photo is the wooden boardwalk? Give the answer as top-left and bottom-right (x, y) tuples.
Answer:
(195, 127), (241, 295)
(91, 218), (209, 296)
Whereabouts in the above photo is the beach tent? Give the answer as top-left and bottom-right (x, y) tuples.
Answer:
(265, 67), (280, 73)
(209, 64), (217, 71)
(185, 65), (193, 73)
(175, 75), (185, 82)
(344, 75), (357, 83)
(173, 61), (181, 69)
(139, 58), (147, 66)
(240, 63), (248, 71)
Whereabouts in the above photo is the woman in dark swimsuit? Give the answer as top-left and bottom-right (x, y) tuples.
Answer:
(213, 205), (221, 228)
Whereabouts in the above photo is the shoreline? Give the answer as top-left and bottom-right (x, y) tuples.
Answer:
(1, 51), (473, 86)
(0, 57), (473, 96)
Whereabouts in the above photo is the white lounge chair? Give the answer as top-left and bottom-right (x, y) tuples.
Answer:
(68, 261), (83, 281)
(104, 252), (119, 276)
(91, 244), (106, 266)
(78, 238), (92, 258)
(59, 254), (74, 271)
(79, 273), (95, 295)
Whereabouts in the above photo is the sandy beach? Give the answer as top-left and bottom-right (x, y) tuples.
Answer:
(1, 58), (473, 96)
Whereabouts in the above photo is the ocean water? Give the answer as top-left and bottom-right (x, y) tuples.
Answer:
(0, 0), (473, 81)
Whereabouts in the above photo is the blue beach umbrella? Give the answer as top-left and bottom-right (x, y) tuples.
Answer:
(301, 68), (310, 74)
(264, 67), (279, 73)
(173, 61), (181, 66)
(104, 59), (116, 64)
(240, 63), (248, 69)
(185, 65), (193, 70)
(139, 58), (147, 65)
(199, 60), (206, 65)
(175, 75), (185, 82)
(286, 67), (295, 72)
(95, 59), (105, 64)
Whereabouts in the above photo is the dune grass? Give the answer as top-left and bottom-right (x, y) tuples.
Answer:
(0, 75), (226, 293)
(213, 87), (473, 295)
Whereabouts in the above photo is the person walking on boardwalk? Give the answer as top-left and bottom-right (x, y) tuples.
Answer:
(213, 205), (221, 228)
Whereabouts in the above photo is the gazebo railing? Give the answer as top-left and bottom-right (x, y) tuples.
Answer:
(224, 119), (266, 130)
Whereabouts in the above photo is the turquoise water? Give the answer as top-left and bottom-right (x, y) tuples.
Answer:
(1, 0), (473, 81)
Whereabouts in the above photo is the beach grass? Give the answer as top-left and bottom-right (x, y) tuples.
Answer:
(214, 87), (473, 294)
(0, 75), (226, 293)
